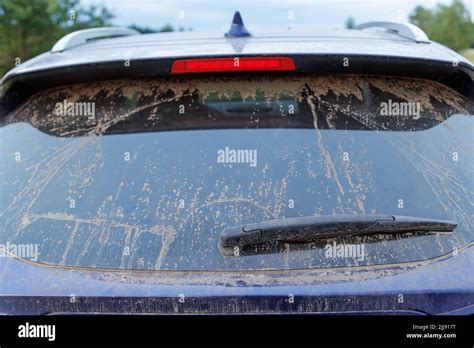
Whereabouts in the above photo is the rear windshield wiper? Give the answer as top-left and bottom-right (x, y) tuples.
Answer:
(219, 214), (457, 249)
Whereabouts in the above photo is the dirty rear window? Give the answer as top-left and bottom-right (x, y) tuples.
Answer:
(0, 75), (472, 271)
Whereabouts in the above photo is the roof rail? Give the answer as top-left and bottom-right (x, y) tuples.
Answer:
(51, 27), (140, 53)
(356, 21), (430, 43)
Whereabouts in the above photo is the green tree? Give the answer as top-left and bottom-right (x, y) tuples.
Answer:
(159, 23), (174, 33)
(345, 16), (356, 29)
(410, 0), (474, 51)
(129, 23), (177, 34)
(0, 0), (113, 77)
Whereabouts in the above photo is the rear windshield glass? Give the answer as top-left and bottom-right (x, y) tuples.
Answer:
(0, 75), (472, 270)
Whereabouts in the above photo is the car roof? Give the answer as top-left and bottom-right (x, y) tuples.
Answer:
(3, 27), (471, 80)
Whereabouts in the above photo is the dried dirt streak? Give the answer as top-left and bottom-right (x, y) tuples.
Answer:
(4, 138), (90, 217)
(272, 178), (287, 218)
(305, 90), (345, 196)
(339, 142), (367, 214)
(154, 226), (177, 270)
(30, 212), (177, 270)
(7, 138), (93, 237)
(60, 221), (79, 265)
(192, 198), (278, 220)
(120, 226), (133, 269)
(95, 165), (129, 265)
(387, 136), (473, 236)
(368, 78), (468, 115)
(28, 212), (171, 233)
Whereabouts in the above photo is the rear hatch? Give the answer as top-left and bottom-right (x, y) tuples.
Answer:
(0, 74), (472, 271)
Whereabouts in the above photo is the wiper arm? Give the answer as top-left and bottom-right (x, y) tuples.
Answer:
(219, 214), (457, 249)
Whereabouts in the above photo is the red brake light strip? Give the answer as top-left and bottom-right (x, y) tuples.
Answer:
(171, 57), (296, 74)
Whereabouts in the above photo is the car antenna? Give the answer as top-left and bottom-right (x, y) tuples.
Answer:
(225, 11), (251, 38)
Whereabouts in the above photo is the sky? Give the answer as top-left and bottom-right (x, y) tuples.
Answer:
(82, 0), (474, 32)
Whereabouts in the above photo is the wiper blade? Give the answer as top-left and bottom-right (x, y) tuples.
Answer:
(219, 214), (457, 249)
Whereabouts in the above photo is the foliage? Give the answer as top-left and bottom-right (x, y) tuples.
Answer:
(345, 16), (355, 29)
(410, 0), (474, 51)
(0, 0), (113, 76)
(129, 23), (176, 34)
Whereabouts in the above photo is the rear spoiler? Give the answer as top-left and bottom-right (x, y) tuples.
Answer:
(1, 54), (473, 117)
